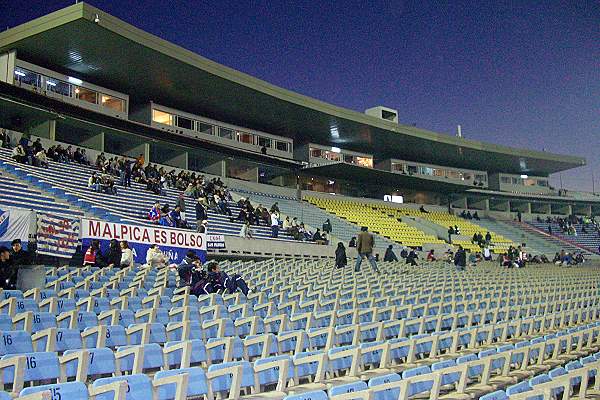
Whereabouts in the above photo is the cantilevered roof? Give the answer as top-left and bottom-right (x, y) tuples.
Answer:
(0, 2), (586, 176)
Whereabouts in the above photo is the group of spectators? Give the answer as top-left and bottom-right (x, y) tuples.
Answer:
(9, 133), (91, 170)
(552, 250), (586, 266)
(471, 231), (493, 247)
(459, 210), (480, 220)
(82, 239), (134, 269)
(0, 239), (31, 290)
(541, 215), (600, 237)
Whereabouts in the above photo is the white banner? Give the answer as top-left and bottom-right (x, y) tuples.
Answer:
(0, 207), (35, 249)
(207, 234), (226, 249)
(80, 219), (207, 250)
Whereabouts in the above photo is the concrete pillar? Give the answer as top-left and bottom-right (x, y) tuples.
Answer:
(29, 120), (56, 140)
(0, 50), (16, 84)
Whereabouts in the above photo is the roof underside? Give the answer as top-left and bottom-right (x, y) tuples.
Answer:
(0, 3), (586, 176)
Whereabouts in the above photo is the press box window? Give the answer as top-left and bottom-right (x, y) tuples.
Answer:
(101, 95), (125, 112)
(237, 132), (254, 144)
(46, 79), (70, 96)
(219, 128), (233, 140)
(258, 137), (271, 148)
(14, 68), (40, 87)
(75, 87), (98, 104)
(176, 116), (193, 130)
(197, 122), (213, 135)
(152, 109), (174, 126)
(275, 141), (289, 152)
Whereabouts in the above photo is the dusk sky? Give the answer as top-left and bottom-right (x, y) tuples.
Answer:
(2, 1), (598, 191)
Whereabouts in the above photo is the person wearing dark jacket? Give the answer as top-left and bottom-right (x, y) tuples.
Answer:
(405, 249), (419, 266)
(195, 199), (208, 232)
(384, 245), (399, 262)
(0, 246), (17, 290)
(454, 246), (467, 271)
(322, 219), (332, 234)
(335, 242), (347, 269)
(206, 261), (250, 296)
(178, 250), (201, 288)
(10, 239), (30, 266)
(106, 239), (122, 268)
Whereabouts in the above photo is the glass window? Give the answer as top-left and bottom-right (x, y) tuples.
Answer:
(275, 141), (289, 152)
(100, 95), (125, 112)
(14, 68), (40, 87)
(501, 177), (511, 184)
(447, 170), (460, 179)
(391, 163), (405, 173)
(324, 151), (341, 162)
(420, 167), (434, 176)
(219, 127), (233, 140)
(237, 131), (254, 144)
(433, 168), (445, 177)
(75, 87), (97, 104)
(46, 78), (70, 96)
(257, 137), (271, 148)
(538, 180), (548, 187)
(512, 177), (521, 185)
(152, 109), (174, 126)
(310, 148), (323, 158)
(475, 174), (487, 182)
(197, 122), (213, 135)
(176, 116), (193, 130)
(344, 154), (355, 164)
(356, 156), (373, 168)
(523, 178), (537, 186)
(407, 165), (417, 175)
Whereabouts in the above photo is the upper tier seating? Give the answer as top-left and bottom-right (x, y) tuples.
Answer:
(0, 258), (598, 399)
(529, 220), (600, 255)
(389, 207), (515, 253)
(304, 197), (443, 247)
(0, 148), (298, 242)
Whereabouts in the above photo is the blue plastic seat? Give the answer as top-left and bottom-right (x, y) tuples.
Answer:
(164, 340), (207, 367)
(154, 367), (209, 400)
(20, 382), (88, 400)
(93, 374), (151, 400)
(283, 390), (328, 400)
(207, 361), (254, 396)
(0, 330), (33, 355)
(368, 373), (401, 400)
(116, 343), (163, 373)
(63, 347), (116, 378)
(128, 323), (167, 345)
(2, 351), (59, 382)
(329, 381), (368, 397)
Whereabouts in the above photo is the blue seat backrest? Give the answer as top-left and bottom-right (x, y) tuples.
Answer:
(154, 367), (209, 399)
(63, 347), (115, 377)
(207, 361), (254, 393)
(0, 330), (33, 355)
(164, 340), (206, 367)
(117, 343), (163, 372)
(20, 381), (88, 400)
(282, 390), (328, 400)
(93, 373), (152, 400)
(254, 355), (294, 385)
(2, 351), (59, 381)
(329, 381), (368, 397)
(368, 373), (402, 400)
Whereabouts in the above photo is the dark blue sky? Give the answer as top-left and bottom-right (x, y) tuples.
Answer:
(2, 1), (598, 191)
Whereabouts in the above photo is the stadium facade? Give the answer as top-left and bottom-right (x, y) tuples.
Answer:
(0, 2), (598, 217)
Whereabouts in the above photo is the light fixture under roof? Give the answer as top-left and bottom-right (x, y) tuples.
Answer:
(330, 147), (341, 153)
(68, 76), (82, 85)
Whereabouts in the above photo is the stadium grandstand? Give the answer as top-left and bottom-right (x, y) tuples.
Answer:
(0, 3), (597, 400)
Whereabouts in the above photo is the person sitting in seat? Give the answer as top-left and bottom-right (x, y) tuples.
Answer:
(0, 246), (17, 290)
(419, 205), (428, 213)
(205, 261), (251, 296)
(148, 201), (161, 224)
(88, 172), (100, 192)
(34, 149), (49, 168)
(146, 244), (167, 269)
(348, 237), (357, 248)
(11, 144), (28, 164)
(426, 249), (436, 261)
(405, 249), (419, 266)
(335, 242), (347, 269)
(83, 239), (105, 268)
(384, 245), (399, 262)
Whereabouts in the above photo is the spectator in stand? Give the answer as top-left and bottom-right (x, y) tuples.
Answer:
(198, 220), (208, 233)
(485, 231), (492, 243)
(206, 261), (251, 296)
(148, 201), (161, 224)
(239, 221), (254, 239)
(195, 199), (207, 232)
(11, 144), (28, 164)
(176, 194), (186, 221)
(454, 246), (466, 271)
(0, 129), (11, 149)
(349, 237), (357, 248)
(136, 153), (145, 168)
(146, 244), (166, 269)
(426, 249), (436, 261)
(31, 138), (43, 154)
(406, 249), (419, 266)
(119, 241), (133, 269)
(83, 240), (104, 268)
(335, 242), (347, 269)
(10, 239), (30, 266)
(106, 239), (122, 268)
(95, 152), (106, 169)
(483, 246), (492, 261)
(322, 219), (332, 235)
(34, 149), (49, 168)
(447, 226), (454, 243)
(419, 205), (428, 213)
(400, 248), (408, 259)
(384, 245), (399, 262)
(282, 217), (292, 232)
(0, 246), (17, 289)
(354, 226), (380, 273)
(270, 202), (280, 214)
(169, 205), (184, 228)
(217, 197), (233, 217)
(473, 211), (480, 220)
(313, 229), (324, 244)
(270, 211), (280, 238)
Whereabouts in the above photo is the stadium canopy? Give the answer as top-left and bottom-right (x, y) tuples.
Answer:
(0, 2), (586, 176)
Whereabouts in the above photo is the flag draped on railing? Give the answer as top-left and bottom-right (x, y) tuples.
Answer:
(36, 214), (80, 258)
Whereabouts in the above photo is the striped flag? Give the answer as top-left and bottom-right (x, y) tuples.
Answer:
(36, 214), (80, 258)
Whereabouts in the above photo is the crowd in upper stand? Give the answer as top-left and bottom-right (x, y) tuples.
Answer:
(538, 214), (600, 237)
